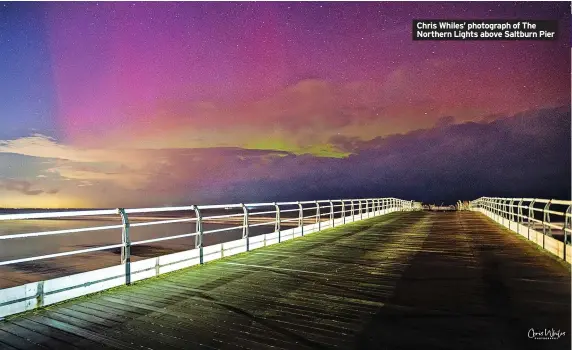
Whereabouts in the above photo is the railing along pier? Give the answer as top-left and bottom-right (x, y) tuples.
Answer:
(0, 197), (413, 318)
(469, 197), (572, 262)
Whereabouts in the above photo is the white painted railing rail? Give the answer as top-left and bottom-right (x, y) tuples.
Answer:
(0, 197), (413, 318)
(469, 197), (571, 262)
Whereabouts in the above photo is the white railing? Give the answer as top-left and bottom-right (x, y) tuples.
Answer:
(0, 197), (413, 318)
(469, 197), (571, 262)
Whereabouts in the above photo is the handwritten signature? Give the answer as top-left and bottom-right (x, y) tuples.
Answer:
(528, 328), (566, 340)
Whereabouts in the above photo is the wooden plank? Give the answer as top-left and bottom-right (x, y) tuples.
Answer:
(97, 295), (282, 350)
(66, 300), (219, 350)
(0, 328), (49, 350)
(8, 318), (107, 350)
(24, 315), (138, 350)
(0, 322), (74, 350)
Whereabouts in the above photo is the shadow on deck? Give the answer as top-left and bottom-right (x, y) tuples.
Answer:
(0, 212), (569, 350)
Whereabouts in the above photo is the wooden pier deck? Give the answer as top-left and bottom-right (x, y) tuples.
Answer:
(0, 211), (570, 349)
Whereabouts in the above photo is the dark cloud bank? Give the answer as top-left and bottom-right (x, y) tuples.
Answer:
(215, 105), (570, 205)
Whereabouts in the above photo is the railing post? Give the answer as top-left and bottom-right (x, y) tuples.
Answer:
(351, 200), (355, 221)
(329, 200), (334, 227)
(542, 200), (552, 249)
(372, 199), (376, 216)
(274, 202), (280, 244)
(372, 199), (375, 215)
(241, 203), (249, 251)
(118, 208), (131, 286)
(517, 199), (524, 235)
(297, 201), (304, 237)
(508, 199), (514, 230)
(359, 200), (363, 220)
(342, 200), (346, 224)
(193, 206), (204, 265)
(365, 199), (369, 218)
(528, 199), (536, 240)
(565, 205), (571, 260)
(501, 199), (506, 226)
(315, 201), (321, 231)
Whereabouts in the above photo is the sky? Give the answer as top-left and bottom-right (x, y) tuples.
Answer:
(0, 1), (570, 208)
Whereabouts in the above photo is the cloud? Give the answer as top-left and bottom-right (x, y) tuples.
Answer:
(0, 105), (568, 207)
(207, 105), (571, 204)
(434, 116), (455, 128)
(0, 132), (298, 206)
(0, 179), (58, 196)
(0, 134), (151, 167)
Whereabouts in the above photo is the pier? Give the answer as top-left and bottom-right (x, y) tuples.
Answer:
(0, 198), (570, 349)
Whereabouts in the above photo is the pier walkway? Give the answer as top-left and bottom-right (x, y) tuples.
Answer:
(0, 211), (570, 349)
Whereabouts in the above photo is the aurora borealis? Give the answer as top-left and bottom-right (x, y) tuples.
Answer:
(0, 1), (570, 208)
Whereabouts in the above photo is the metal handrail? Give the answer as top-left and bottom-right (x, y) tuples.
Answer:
(0, 197), (413, 268)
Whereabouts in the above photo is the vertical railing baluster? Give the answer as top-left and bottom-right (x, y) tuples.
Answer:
(528, 199), (535, 241)
(372, 199), (375, 215)
(565, 205), (571, 261)
(542, 200), (551, 250)
(329, 200), (334, 227)
(502, 199), (506, 226)
(297, 201), (304, 237)
(274, 202), (280, 244)
(351, 200), (355, 221)
(193, 206), (203, 264)
(517, 199), (523, 235)
(359, 200), (363, 220)
(342, 200), (346, 224)
(315, 201), (321, 231)
(118, 208), (131, 285)
(241, 204), (249, 251)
